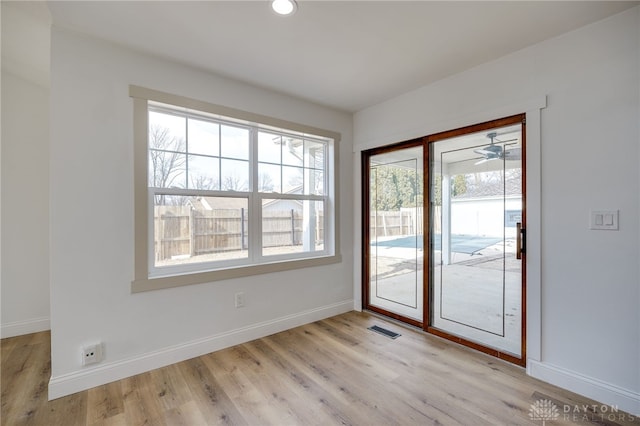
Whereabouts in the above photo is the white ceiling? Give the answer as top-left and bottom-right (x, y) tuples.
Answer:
(10, 1), (640, 113)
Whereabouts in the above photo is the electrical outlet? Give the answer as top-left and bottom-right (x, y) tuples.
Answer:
(235, 292), (245, 308)
(81, 343), (103, 366)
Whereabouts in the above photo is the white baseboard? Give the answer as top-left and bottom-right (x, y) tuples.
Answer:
(48, 299), (353, 400)
(528, 359), (640, 416)
(1, 317), (50, 338)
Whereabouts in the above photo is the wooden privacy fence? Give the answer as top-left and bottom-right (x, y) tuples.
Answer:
(155, 206), (324, 261)
(369, 207), (441, 238)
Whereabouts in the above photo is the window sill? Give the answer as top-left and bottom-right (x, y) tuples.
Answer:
(131, 253), (342, 293)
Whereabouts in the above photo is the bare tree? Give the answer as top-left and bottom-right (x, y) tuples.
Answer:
(149, 125), (186, 205)
(222, 174), (247, 191)
(190, 175), (218, 191)
(258, 172), (275, 192)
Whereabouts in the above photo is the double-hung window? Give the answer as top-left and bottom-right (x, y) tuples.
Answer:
(130, 86), (340, 292)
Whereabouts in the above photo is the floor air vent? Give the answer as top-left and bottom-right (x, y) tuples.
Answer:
(368, 325), (401, 339)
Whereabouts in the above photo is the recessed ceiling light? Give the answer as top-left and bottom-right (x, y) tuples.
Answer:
(271, 0), (297, 16)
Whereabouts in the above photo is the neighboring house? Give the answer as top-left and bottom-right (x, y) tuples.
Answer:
(187, 196), (249, 211)
(451, 176), (522, 238)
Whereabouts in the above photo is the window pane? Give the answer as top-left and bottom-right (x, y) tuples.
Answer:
(283, 166), (303, 194)
(221, 159), (249, 191)
(149, 111), (186, 151)
(154, 196), (249, 267)
(143, 102), (335, 284)
(306, 169), (324, 195)
(188, 155), (219, 190)
(262, 199), (324, 256)
(282, 137), (304, 166)
(220, 125), (249, 160)
(258, 163), (281, 193)
(258, 132), (281, 164)
(149, 150), (186, 188)
(305, 140), (325, 169)
(188, 118), (219, 156)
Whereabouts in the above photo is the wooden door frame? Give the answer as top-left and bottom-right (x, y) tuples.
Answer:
(362, 114), (527, 367)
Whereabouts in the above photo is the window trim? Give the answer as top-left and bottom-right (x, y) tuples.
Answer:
(130, 86), (342, 293)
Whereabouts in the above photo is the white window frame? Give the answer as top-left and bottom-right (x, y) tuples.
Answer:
(130, 86), (341, 292)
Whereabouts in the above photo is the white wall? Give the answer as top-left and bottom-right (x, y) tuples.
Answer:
(1, 70), (51, 338)
(1, 0), (52, 339)
(48, 28), (353, 398)
(354, 7), (640, 415)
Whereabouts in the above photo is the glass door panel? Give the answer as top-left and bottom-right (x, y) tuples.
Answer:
(430, 123), (523, 357)
(367, 146), (424, 322)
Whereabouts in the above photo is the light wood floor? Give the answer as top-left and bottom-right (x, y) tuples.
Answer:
(2, 311), (637, 425)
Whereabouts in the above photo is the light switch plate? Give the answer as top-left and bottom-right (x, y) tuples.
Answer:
(590, 210), (618, 230)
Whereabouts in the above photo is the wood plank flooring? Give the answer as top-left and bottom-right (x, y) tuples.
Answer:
(2, 311), (638, 425)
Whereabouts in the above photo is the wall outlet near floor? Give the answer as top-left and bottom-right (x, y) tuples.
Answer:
(81, 342), (103, 366)
(235, 292), (245, 308)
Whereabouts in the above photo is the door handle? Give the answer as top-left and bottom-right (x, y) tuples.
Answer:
(516, 222), (526, 259)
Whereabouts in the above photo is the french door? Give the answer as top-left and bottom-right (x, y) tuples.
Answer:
(363, 115), (526, 365)
(363, 142), (425, 326)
